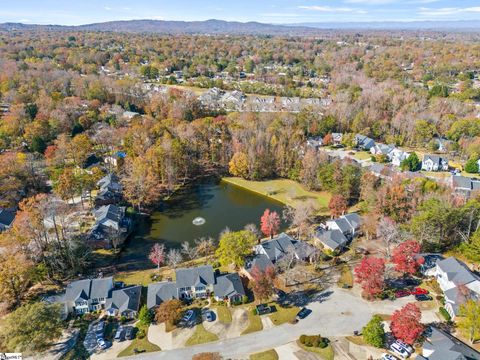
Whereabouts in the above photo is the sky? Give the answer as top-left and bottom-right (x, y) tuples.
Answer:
(1, 0), (480, 25)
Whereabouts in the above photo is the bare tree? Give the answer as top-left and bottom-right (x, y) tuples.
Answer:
(167, 249), (183, 268)
(181, 241), (198, 261)
(244, 223), (260, 239)
(376, 216), (400, 258)
(195, 237), (215, 263)
(283, 200), (317, 239)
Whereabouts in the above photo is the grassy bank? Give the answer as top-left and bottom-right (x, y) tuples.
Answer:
(250, 349), (279, 360)
(297, 341), (335, 360)
(223, 177), (331, 213)
(117, 323), (161, 357)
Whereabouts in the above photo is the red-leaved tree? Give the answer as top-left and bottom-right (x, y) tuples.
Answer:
(251, 265), (276, 302)
(354, 256), (386, 299)
(390, 303), (423, 345)
(328, 194), (348, 218)
(149, 243), (166, 270)
(391, 240), (421, 275)
(260, 209), (280, 239)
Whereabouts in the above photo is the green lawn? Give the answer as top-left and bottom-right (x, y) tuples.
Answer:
(241, 309), (263, 335)
(268, 303), (299, 325)
(353, 151), (372, 161)
(117, 324), (161, 357)
(250, 349), (279, 360)
(337, 265), (354, 289)
(222, 177), (331, 213)
(214, 305), (233, 324)
(297, 341), (335, 360)
(185, 324), (219, 346)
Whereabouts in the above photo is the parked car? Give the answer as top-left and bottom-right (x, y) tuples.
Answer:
(415, 294), (433, 301)
(183, 309), (195, 322)
(95, 321), (105, 335)
(204, 310), (214, 322)
(411, 287), (429, 295)
(390, 343), (410, 358)
(395, 290), (411, 298)
(395, 340), (413, 354)
(256, 304), (271, 315)
(125, 326), (135, 340)
(403, 278), (420, 287)
(114, 326), (125, 342)
(296, 307), (312, 320)
(382, 354), (399, 360)
(97, 338), (110, 350)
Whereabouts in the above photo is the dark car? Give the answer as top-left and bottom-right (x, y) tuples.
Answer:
(415, 294), (433, 301)
(125, 326), (135, 340)
(395, 290), (411, 298)
(296, 307), (312, 320)
(403, 278), (420, 287)
(256, 304), (271, 315)
(114, 326), (125, 342)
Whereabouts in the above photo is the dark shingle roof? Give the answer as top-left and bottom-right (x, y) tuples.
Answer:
(437, 257), (479, 286)
(147, 282), (177, 309)
(247, 254), (274, 273)
(316, 229), (348, 251)
(65, 277), (113, 302)
(0, 208), (15, 230)
(423, 328), (480, 360)
(214, 273), (245, 299)
(259, 233), (296, 261)
(175, 265), (215, 289)
(106, 285), (141, 314)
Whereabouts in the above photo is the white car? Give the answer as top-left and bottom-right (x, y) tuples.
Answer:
(390, 343), (410, 358)
(395, 340), (413, 354)
(382, 354), (399, 360)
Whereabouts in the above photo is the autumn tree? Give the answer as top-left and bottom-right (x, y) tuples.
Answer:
(250, 265), (276, 302)
(0, 251), (34, 307)
(377, 176), (413, 223)
(149, 243), (166, 270)
(458, 299), (480, 344)
(391, 240), (421, 275)
(155, 299), (183, 326)
(229, 152), (249, 178)
(283, 201), (317, 238)
(260, 209), (281, 239)
(390, 303), (423, 345)
(354, 256), (386, 299)
(376, 217), (400, 258)
(216, 230), (256, 268)
(328, 194), (348, 218)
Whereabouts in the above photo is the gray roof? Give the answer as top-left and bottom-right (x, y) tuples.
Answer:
(214, 273), (245, 299)
(342, 213), (362, 231)
(329, 218), (352, 233)
(316, 229), (348, 251)
(259, 233), (297, 261)
(175, 265), (215, 288)
(97, 173), (121, 191)
(106, 285), (141, 314)
(437, 257), (479, 286)
(355, 134), (375, 149)
(0, 208), (16, 230)
(247, 254), (274, 273)
(94, 205), (125, 228)
(147, 281), (177, 309)
(65, 277), (113, 303)
(424, 154), (447, 165)
(453, 176), (475, 191)
(422, 328), (480, 360)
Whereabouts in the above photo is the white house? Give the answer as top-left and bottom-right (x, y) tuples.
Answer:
(422, 154), (449, 172)
(389, 148), (410, 167)
(63, 277), (114, 315)
(435, 257), (480, 319)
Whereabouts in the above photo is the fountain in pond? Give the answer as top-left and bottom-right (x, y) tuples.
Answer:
(192, 217), (206, 226)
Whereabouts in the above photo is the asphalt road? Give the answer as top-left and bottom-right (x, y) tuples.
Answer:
(124, 288), (428, 360)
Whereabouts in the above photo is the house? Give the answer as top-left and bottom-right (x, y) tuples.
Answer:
(214, 273), (245, 304)
(417, 253), (444, 277)
(248, 233), (316, 272)
(105, 285), (142, 319)
(314, 229), (348, 252)
(95, 173), (122, 206)
(325, 213), (362, 240)
(452, 175), (480, 198)
(147, 266), (246, 308)
(306, 136), (323, 150)
(435, 257), (480, 319)
(422, 154), (449, 172)
(331, 133), (343, 146)
(122, 111), (140, 121)
(370, 143), (394, 157)
(0, 208), (16, 232)
(176, 265), (216, 300)
(355, 134), (376, 151)
(389, 148), (410, 167)
(90, 205), (131, 248)
(104, 151), (126, 169)
(417, 327), (480, 360)
(63, 277), (114, 315)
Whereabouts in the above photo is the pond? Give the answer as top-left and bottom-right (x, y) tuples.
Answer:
(117, 177), (287, 270)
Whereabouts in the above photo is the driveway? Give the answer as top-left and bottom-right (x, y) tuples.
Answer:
(124, 287), (438, 360)
(203, 308), (249, 340)
(91, 339), (132, 360)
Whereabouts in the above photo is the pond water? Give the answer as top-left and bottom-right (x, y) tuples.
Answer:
(117, 178), (287, 270)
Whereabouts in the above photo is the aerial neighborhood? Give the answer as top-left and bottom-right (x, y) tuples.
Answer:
(2, 10), (480, 360)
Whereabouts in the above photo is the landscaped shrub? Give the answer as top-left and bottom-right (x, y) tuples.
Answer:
(120, 316), (127, 324)
(439, 307), (451, 321)
(299, 334), (329, 348)
(242, 295), (249, 304)
(137, 328), (146, 339)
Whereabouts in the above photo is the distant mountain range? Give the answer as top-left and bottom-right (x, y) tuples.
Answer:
(0, 19), (479, 35)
